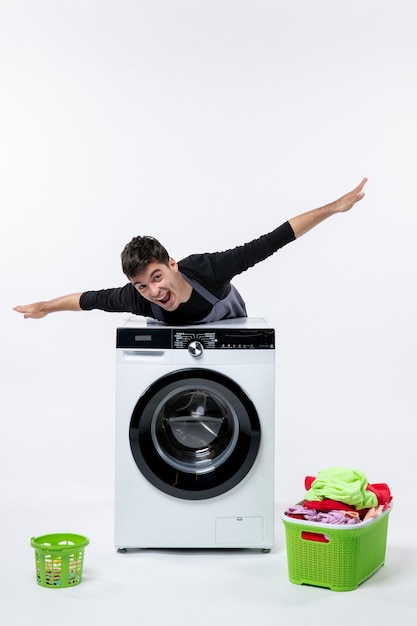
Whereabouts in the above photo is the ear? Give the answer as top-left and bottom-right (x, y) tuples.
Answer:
(168, 257), (178, 272)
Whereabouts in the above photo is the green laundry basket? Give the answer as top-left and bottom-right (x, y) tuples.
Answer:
(31, 533), (89, 588)
(282, 506), (391, 591)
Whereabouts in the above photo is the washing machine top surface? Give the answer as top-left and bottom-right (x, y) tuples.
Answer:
(118, 315), (271, 330)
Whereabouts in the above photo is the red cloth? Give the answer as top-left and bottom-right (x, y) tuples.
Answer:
(302, 498), (356, 512)
(366, 483), (393, 506)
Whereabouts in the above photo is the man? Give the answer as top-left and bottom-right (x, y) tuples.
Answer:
(13, 178), (367, 324)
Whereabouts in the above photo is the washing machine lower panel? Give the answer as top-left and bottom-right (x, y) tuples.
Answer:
(115, 435), (274, 549)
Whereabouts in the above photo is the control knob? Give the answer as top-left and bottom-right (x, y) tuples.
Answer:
(188, 340), (203, 358)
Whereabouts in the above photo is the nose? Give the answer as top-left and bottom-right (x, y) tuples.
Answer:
(148, 283), (161, 298)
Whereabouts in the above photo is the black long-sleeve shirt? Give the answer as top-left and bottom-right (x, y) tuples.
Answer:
(79, 221), (296, 323)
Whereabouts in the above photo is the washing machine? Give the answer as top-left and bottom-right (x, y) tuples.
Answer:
(115, 316), (276, 551)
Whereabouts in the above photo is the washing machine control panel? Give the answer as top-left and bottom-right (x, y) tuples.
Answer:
(117, 327), (275, 349)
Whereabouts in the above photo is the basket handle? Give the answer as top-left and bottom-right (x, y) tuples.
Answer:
(301, 531), (329, 543)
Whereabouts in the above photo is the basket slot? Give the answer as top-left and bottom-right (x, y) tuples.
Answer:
(301, 531), (329, 543)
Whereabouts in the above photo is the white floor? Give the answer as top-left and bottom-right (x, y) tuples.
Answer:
(2, 487), (415, 626)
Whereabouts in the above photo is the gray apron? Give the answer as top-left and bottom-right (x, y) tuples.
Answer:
(150, 273), (247, 323)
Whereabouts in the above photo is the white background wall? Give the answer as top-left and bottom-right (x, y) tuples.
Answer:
(1, 0), (415, 517)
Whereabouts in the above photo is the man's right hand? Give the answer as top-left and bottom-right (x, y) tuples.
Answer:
(13, 293), (83, 318)
(13, 303), (49, 319)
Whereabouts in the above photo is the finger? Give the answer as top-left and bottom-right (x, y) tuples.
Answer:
(355, 177), (367, 193)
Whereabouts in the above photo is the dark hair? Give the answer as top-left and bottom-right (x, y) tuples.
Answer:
(121, 236), (170, 278)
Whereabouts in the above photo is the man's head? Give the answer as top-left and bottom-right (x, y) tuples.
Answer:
(121, 236), (192, 312)
(121, 236), (170, 279)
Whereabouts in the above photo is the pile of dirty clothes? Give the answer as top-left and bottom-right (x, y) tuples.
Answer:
(285, 467), (392, 525)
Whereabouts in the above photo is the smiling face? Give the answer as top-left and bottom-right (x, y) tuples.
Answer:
(130, 258), (192, 311)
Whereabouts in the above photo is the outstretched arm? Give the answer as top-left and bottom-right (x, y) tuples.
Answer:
(289, 178), (367, 238)
(13, 293), (83, 319)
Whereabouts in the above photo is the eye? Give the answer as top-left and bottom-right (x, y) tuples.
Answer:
(154, 274), (162, 282)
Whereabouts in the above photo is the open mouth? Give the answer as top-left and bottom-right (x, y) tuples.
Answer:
(157, 292), (171, 305)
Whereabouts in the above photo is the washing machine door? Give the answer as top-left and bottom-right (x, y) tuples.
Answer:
(129, 368), (261, 500)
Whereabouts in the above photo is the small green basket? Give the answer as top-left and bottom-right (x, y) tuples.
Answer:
(31, 533), (89, 589)
(282, 506), (391, 592)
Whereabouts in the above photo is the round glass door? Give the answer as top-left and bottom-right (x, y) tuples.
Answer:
(129, 369), (261, 499)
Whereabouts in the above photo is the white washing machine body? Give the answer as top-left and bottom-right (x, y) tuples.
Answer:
(115, 316), (276, 550)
